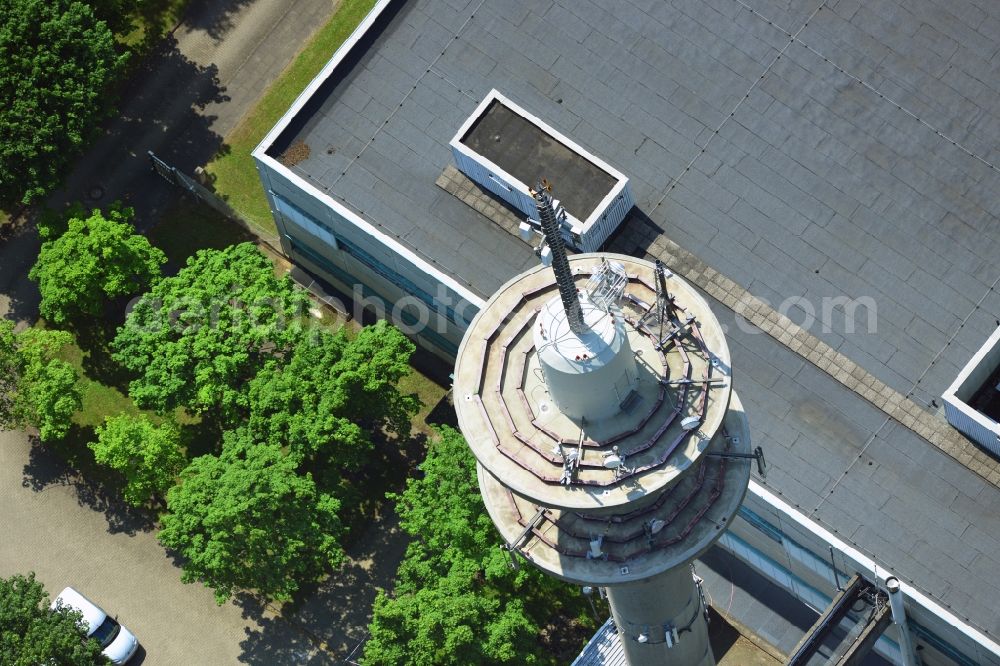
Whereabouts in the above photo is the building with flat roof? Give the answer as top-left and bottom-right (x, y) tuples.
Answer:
(254, 0), (1000, 662)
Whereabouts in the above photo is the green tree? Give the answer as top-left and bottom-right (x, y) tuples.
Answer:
(367, 564), (537, 666)
(158, 430), (344, 604)
(90, 413), (184, 506)
(247, 321), (418, 463)
(390, 427), (507, 577)
(0, 572), (105, 665)
(30, 208), (166, 326)
(0, 321), (82, 441)
(363, 427), (542, 665)
(0, 320), (17, 430)
(0, 0), (127, 205)
(112, 243), (310, 422)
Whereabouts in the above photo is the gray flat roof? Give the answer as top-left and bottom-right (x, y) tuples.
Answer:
(708, 288), (1000, 637)
(270, 0), (1000, 639)
(272, 0), (1000, 403)
(460, 99), (617, 221)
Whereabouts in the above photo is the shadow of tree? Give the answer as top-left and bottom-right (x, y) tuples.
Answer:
(72, 315), (133, 391)
(0, 216), (42, 325)
(149, 193), (256, 273)
(329, 428), (427, 541)
(237, 613), (338, 665)
(231, 423), (425, 664)
(178, 0), (259, 43)
(237, 510), (409, 664)
(50, 34), (229, 235)
(177, 413), (225, 460)
(20, 429), (157, 536)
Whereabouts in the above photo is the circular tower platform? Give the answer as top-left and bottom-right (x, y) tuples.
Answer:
(453, 253), (753, 665)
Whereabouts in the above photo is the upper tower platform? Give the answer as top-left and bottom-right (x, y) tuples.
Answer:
(454, 254), (736, 512)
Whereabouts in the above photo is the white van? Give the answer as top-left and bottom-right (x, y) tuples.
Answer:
(51, 587), (139, 664)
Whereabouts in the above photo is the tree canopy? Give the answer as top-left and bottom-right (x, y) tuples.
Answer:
(90, 413), (184, 507)
(0, 320), (17, 430)
(0, 320), (81, 441)
(367, 564), (537, 666)
(158, 430), (344, 604)
(30, 207), (166, 325)
(0, 572), (105, 665)
(112, 243), (310, 422)
(247, 321), (418, 463)
(0, 0), (127, 205)
(363, 427), (544, 665)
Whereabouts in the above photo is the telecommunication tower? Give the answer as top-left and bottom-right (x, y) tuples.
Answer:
(453, 182), (757, 665)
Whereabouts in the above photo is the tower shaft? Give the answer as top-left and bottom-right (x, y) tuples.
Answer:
(606, 567), (715, 666)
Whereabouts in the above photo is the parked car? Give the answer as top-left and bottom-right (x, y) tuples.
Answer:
(51, 587), (138, 664)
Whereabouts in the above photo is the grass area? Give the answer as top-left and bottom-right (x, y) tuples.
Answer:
(44, 321), (173, 430)
(398, 368), (450, 436)
(60, 340), (144, 429)
(204, 0), (378, 233)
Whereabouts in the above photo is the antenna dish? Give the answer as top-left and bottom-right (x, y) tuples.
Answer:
(603, 446), (623, 469)
(681, 415), (700, 431)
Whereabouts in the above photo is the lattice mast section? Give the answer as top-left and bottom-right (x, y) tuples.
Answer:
(532, 179), (586, 334)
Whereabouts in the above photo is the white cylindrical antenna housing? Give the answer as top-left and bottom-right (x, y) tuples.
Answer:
(534, 295), (638, 421)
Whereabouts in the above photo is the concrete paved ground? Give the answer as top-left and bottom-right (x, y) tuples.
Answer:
(0, 427), (407, 664)
(0, 429), (286, 664)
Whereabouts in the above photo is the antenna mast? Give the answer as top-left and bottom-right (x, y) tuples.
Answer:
(532, 179), (586, 334)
